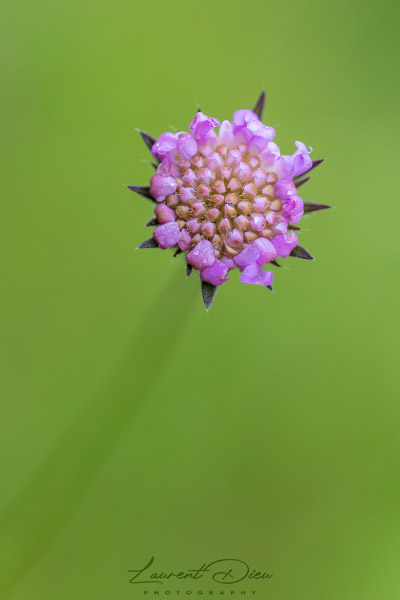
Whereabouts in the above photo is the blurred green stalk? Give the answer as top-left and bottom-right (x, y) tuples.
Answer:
(0, 269), (195, 597)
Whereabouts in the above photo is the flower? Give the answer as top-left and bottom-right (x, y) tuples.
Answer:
(129, 92), (329, 309)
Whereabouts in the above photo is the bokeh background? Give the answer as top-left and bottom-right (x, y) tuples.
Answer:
(1, 0), (399, 598)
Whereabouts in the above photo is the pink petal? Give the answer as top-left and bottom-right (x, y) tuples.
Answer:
(234, 246), (260, 270)
(189, 111), (220, 144)
(282, 195), (304, 224)
(233, 109), (259, 127)
(177, 133), (197, 159)
(252, 238), (278, 265)
(150, 174), (177, 203)
(274, 178), (297, 200)
(151, 132), (178, 161)
(186, 239), (216, 270)
(200, 259), (229, 286)
(272, 231), (298, 258)
(153, 222), (181, 249)
(240, 265), (274, 287)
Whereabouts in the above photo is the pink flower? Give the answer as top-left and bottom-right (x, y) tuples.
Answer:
(130, 92), (328, 308)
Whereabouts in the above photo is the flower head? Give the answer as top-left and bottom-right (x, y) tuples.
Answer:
(129, 92), (329, 309)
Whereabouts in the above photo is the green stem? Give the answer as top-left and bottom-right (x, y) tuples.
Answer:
(0, 270), (195, 597)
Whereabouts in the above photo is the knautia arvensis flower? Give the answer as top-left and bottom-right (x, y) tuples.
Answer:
(129, 92), (329, 309)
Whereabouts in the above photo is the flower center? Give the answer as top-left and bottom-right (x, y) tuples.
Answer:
(165, 143), (286, 259)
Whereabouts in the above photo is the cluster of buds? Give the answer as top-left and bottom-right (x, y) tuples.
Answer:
(129, 92), (328, 309)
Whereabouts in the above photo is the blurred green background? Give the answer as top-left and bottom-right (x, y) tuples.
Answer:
(1, 0), (399, 598)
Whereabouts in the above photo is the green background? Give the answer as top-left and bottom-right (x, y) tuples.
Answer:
(1, 0), (399, 598)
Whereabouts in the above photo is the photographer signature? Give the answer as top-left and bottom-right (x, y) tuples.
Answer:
(128, 557), (273, 585)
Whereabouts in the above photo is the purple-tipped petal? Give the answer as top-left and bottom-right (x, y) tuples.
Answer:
(240, 264), (274, 287)
(274, 178), (297, 200)
(151, 132), (178, 161)
(233, 109), (259, 127)
(220, 256), (236, 270)
(178, 229), (191, 251)
(186, 239), (216, 270)
(292, 141), (313, 177)
(177, 133), (198, 159)
(247, 120), (275, 141)
(150, 174), (177, 203)
(272, 231), (298, 258)
(234, 246), (260, 270)
(189, 111), (220, 143)
(153, 222), (181, 249)
(282, 195), (304, 224)
(218, 120), (234, 146)
(156, 159), (172, 176)
(277, 141), (312, 178)
(200, 259), (229, 286)
(233, 111), (276, 152)
(252, 238), (278, 265)
(259, 141), (281, 169)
